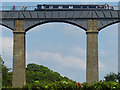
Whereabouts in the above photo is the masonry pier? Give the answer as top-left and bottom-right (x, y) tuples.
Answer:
(86, 19), (99, 83)
(12, 20), (26, 87)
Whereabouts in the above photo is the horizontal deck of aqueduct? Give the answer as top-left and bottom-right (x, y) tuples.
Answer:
(0, 10), (120, 31)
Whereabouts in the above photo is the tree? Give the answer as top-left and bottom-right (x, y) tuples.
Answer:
(117, 72), (120, 83)
(0, 55), (12, 87)
(26, 63), (73, 84)
(1, 61), (74, 87)
(104, 72), (117, 82)
(0, 55), (3, 88)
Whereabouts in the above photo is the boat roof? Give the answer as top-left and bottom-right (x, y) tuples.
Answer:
(37, 4), (105, 6)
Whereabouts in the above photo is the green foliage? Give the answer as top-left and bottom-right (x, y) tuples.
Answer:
(117, 72), (120, 82)
(2, 81), (120, 90)
(1, 59), (120, 89)
(0, 55), (2, 89)
(104, 72), (118, 82)
(0, 55), (4, 65)
(0, 55), (12, 87)
(22, 81), (120, 90)
(82, 81), (120, 90)
(23, 80), (80, 90)
(1, 87), (28, 90)
(26, 63), (72, 84)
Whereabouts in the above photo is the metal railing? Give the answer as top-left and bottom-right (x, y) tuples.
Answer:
(0, 6), (36, 11)
(0, 5), (119, 11)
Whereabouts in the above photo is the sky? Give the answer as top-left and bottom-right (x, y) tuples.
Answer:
(0, 1), (119, 83)
(1, 0), (120, 2)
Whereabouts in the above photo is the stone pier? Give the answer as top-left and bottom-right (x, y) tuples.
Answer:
(86, 19), (99, 83)
(12, 20), (26, 87)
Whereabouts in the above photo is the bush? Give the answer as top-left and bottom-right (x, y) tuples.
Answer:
(23, 80), (120, 90)
(2, 81), (120, 89)
(23, 80), (81, 90)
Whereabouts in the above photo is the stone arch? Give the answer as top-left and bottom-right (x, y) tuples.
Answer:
(99, 20), (120, 31)
(0, 23), (13, 31)
(25, 20), (87, 32)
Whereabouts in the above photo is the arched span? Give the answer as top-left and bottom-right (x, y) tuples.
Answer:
(25, 20), (87, 32)
(99, 20), (120, 31)
(0, 23), (13, 31)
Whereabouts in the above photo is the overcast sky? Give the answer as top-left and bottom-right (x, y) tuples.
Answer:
(0, 1), (119, 83)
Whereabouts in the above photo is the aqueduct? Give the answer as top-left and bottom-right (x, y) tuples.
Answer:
(0, 9), (120, 87)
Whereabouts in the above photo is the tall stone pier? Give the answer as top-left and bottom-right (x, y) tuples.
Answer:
(12, 20), (26, 87)
(86, 19), (99, 83)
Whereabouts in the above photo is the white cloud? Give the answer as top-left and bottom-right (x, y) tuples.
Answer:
(27, 50), (86, 70)
(99, 49), (108, 58)
(1, 37), (13, 56)
(99, 61), (105, 70)
(0, 36), (13, 68)
(71, 47), (85, 57)
(27, 46), (105, 71)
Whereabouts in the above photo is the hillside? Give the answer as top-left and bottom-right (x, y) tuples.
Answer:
(26, 63), (73, 84)
(1, 54), (73, 87)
